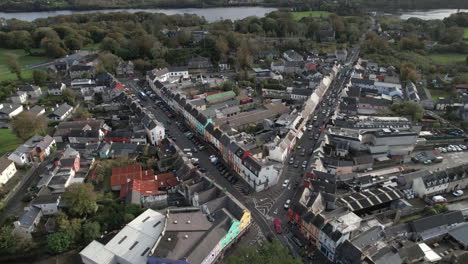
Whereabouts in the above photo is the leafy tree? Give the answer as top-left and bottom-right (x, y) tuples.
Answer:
(226, 240), (302, 264)
(96, 53), (120, 74)
(389, 101), (424, 121)
(63, 183), (98, 217)
(74, 110), (94, 119)
(237, 40), (252, 69)
(441, 26), (464, 44)
(0, 226), (29, 255)
(11, 112), (47, 141)
(82, 221), (101, 244)
(63, 89), (78, 105)
(47, 232), (71, 254)
(400, 63), (419, 83)
(58, 217), (82, 245)
(5, 53), (22, 80)
(32, 69), (48, 86)
(41, 37), (67, 58)
(151, 40), (168, 59)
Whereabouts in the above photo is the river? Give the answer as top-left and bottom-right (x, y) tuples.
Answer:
(398, 9), (468, 20)
(0, 7), (466, 22)
(0, 7), (277, 22)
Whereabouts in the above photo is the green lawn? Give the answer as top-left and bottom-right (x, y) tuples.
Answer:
(464, 28), (468, 39)
(83, 43), (100, 51)
(0, 129), (21, 156)
(291, 11), (332, 21)
(0, 49), (47, 82)
(428, 53), (466, 64)
(429, 88), (455, 102)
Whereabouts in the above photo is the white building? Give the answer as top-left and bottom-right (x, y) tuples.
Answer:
(80, 209), (166, 264)
(168, 66), (189, 79)
(14, 207), (42, 238)
(0, 157), (16, 185)
(48, 103), (73, 121)
(0, 103), (24, 119)
(48, 82), (66, 95)
(11, 91), (28, 104)
(31, 194), (61, 215)
(149, 68), (170, 83)
(8, 135), (56, 165)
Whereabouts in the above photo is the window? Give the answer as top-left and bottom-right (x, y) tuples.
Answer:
(141, 247), (150, 256)
(129, 241), (139, 250)
(153, 221), (161, 228)
(142, 216), (150, 223)
(118, 236), (128, 244)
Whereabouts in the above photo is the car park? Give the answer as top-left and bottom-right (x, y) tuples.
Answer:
(282, 179), (290, 188)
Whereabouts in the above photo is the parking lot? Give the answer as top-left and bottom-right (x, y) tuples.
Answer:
(404, 147), (468, 171)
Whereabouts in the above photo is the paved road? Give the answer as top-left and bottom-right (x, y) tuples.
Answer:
(122, 79), (296, 247)
(121, 39), (362, 260)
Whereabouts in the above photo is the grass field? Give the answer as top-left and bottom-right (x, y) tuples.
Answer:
(429, 53), (466, 64)
(291, 11), (332, 20)
(464, 28), (468, 39)
(0, 49), (47, 82)
(0, 129), (21, 156)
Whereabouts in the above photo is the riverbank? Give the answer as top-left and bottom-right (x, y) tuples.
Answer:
(0, 1), (270, 13)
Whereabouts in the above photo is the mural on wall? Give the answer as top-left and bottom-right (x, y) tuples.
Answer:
(200, 210), (251, 264)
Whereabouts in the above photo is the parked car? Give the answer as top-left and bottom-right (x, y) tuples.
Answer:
(453, 190), (464, 197)
(284, 199), (291, 209)
(289, 157), (294, 165)
(293, 161), (299, 168)
(302, 160), (307, 169)
(273, 219), (282, 234)
(282, 179), (290, 188)
(432, 195), (447, 204)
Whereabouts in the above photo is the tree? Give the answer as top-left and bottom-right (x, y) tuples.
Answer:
(47, 232), (71, 254)
(41, 37), (67, 58)
(11, 112), (47, 141)
(74, 110), (93, 119)
(150, 40), (168, 59)
(5, 53), (22, 80)
(226, 240), (302, 264)
(32, 69), (48, 86)
(63, 183), (98, 217)
(389, 101), (424, 121)
(400, 63), (419, 83)
(63, 89), (78, 105)
(95, 53), (120, 74)
(82, 221), (101, 244)
(0, 226), (23, 255)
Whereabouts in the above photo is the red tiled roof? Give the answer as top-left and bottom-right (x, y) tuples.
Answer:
(120, 179), (164, 198)
(456, 84), (468, 89)
(306, 63), (317, 70)
(206, 91), (222, 96)
(114, 83), (125, 90)
(155, 172), (180, 188)
(110, 164), (154, 186)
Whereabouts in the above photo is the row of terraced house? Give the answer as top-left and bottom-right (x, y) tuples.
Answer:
(147, 78), (279, 192)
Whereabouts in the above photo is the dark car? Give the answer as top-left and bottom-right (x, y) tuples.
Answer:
(230, 177), (238, 184)
(199, 168), (207, 173)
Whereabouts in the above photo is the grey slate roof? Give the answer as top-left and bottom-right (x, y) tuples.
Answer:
(18, 207), (42, 228)
(448, 223), (468, 247)
(51, 103), (73, 117)
(409, 211), (464, 233)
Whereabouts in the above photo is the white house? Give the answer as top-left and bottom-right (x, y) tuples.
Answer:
(168, 66), (189, 79)
(48, 82), (66, 95)
(0, 103), (24, 119)
(8, 135), (56, 165)
(48, 103), (73, 121)
(19, 84), (42, 98)
(14, 207), (42, 238)
(146, 120), (165, 145)
(31, 193), (61, 215)
(0, 157), (16, 185)
(149, 68), (170, 83)
(27, 105), (46, 116)
(10, 91), (28, 104)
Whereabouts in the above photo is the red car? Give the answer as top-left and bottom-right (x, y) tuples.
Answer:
(273, 218), (282, 234)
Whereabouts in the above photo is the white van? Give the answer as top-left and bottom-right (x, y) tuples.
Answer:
(183, 148), (191, 153)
